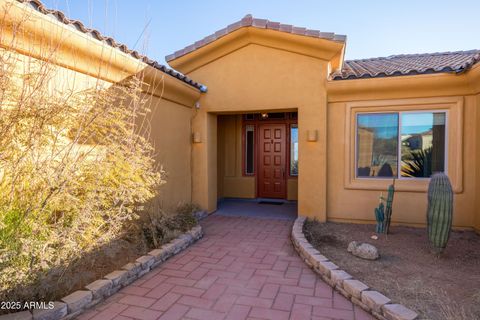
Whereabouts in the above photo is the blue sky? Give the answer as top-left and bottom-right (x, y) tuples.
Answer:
(41, 0), (479, 65)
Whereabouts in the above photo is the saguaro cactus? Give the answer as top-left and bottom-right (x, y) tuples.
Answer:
(383, 181), (395, 234)
(427, 173), (453, 253)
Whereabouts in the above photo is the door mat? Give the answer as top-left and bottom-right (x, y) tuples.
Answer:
(258, 201), (284, 205)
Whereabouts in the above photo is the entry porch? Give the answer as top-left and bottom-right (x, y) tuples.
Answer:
(217, 112), (298, 202)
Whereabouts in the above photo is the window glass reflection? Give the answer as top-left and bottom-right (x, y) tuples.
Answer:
(357, 113), (398, 177)
(245, 125), (255, 175)
(290, 125), (298, 176)
(401, 112), (446, 178)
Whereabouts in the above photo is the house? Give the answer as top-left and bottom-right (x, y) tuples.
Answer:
(2, 0), (480, 233)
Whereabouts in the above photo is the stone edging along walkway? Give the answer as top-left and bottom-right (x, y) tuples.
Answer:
(2, 225), (204, 320)
(291, 217), (418, 320)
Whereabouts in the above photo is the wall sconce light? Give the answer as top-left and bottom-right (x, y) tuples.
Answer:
(261, 113), (269, 119)
(307, 129), (318, 142)
(192, 132), (202, 143)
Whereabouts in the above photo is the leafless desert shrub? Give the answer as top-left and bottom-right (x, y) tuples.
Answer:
(139, 201), (198, 248)
(0, 3), (163, 302)
(433, 289), (477, 320)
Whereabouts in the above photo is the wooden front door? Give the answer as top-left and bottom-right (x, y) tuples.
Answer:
(258, 124), (287, 199)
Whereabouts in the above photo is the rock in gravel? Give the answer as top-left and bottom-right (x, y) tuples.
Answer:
(348, 241), (379, 260)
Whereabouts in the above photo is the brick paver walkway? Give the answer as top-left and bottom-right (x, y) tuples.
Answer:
(79, 215), (373, 320)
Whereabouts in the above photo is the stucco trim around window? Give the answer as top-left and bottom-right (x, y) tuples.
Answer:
(344, 96), (464, 193)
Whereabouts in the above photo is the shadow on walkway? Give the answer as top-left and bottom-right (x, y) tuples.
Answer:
(215, 198), (297, 221)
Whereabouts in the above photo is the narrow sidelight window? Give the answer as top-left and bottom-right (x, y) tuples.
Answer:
(356, 111), (447, 179)
(245, 125), (255, 175)
(290, 125), (298, 176)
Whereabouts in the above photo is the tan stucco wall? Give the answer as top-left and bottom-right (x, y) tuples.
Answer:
(4, 52), (196, 213)
(183, 41), (328, 216)
(1, 0), (200, 212)
(171, 27), (480, 228)
(325, 64), (480, 231)
(287, 179), (298, 201)
(13, 0), (479, 228)
(217, 114), (298, 200)
(217, 115), (256, 199)
(144, 94), (193, 211)
(327, 94), (477, 228)
(476, 93), (480, 233)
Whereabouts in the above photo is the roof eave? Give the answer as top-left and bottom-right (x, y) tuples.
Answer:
(332, 62), (480, 81)
(327, 72), (474, 102)
(15, 0), (205, 91)
(168, 26), (346, 74)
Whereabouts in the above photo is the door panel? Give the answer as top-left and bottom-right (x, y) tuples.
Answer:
(258, 124), (286, 198)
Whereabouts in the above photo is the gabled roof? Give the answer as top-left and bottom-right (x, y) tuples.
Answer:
(15, 0), (480, 85)
(16, 0), (206, 91)
(165, 14), (346, 62)
(332, 50), (480, 80)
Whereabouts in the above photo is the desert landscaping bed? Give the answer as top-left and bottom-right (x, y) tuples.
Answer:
(0, 208), (205, 318)
(0, 223), (204, 320)
(303, 220), (480, 320)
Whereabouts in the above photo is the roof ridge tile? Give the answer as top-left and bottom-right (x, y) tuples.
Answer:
(165, 14), (345, 62)
(18, 0), (479, 84)
(252, 18), (268, 28)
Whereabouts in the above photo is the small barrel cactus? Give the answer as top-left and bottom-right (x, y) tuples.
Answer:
(427, 173), (453, 253)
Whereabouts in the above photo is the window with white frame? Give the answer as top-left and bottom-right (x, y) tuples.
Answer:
(356, 111), (446, 178)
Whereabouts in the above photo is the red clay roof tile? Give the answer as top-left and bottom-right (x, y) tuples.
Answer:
(166, 14), (346, 62)
(266, 21), (281, 30)
(18, 1), (480, 84)
(332, 50), (480, 80)
(16, 0), (206, 91)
